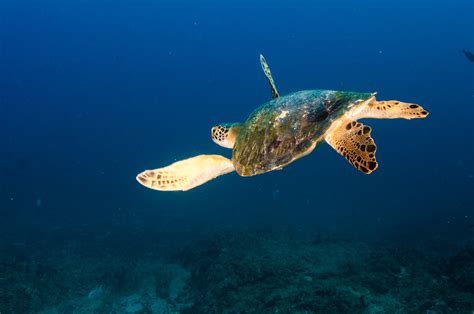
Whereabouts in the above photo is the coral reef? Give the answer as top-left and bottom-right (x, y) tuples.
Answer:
(0, 230), (191, 313)
(0, 229), (473, 313)
(179, 232), (474, 313)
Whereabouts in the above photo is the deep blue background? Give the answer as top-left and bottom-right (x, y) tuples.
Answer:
(0, 0), (473, 240)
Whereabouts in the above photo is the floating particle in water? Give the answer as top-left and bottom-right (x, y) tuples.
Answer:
(272, 189), (280, 200)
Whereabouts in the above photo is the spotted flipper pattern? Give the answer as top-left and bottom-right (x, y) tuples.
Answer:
(259, 54), (279, 99)
(136, 154), (234, 191)
(325, 120), (378, 174)
(364, 100), (429, 120)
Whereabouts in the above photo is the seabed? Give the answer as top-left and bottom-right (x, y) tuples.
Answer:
(1, 225), (473, 313)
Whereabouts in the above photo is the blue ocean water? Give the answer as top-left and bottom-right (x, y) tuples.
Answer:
(1, 1), (473, 312)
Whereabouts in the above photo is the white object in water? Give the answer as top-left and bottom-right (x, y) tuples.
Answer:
(87, 286), (104, 299)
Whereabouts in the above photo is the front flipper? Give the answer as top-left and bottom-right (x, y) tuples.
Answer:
(259, 54), (279, 99)
(363, 100), (429, 120)
(136, 155), (234, 191)
(325, 120), (378, 174)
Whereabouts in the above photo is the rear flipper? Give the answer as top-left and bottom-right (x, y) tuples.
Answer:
(364, 100), (429, 120)
(136, 154), (234, 191)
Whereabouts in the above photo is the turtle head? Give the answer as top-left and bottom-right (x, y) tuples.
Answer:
(211, 123), (241, 149)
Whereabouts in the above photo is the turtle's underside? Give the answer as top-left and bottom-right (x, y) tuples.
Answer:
(137, 55), (428, 191)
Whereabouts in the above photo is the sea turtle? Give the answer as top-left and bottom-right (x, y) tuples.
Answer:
(136, 55), (428, 191)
